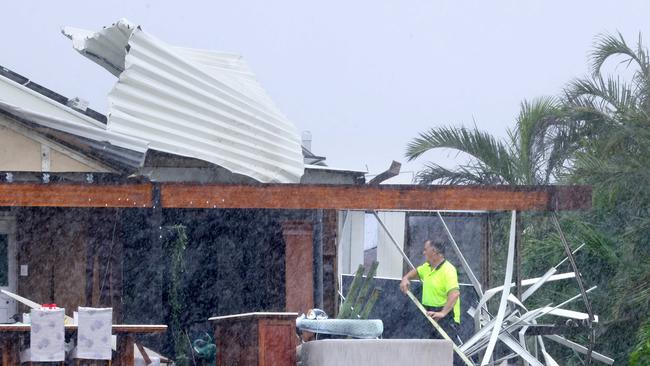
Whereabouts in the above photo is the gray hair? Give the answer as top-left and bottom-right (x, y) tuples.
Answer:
(424, 239), (446, 256)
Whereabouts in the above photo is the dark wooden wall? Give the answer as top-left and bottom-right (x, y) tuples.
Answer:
(13, 206), (338, 354)
(15, 207), (124, 321)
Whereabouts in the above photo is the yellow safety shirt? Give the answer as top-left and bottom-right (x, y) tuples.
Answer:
(417, 259), (461, 323)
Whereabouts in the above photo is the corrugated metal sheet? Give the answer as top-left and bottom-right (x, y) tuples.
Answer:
(63, 19), (304, 183)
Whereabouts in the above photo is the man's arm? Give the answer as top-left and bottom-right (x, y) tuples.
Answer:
(428, 289), (460, 320)
(400, 268), (419, 293)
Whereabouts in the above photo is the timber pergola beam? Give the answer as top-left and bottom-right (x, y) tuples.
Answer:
(0, 182), (153, 208)
(0, 183), (591, 211)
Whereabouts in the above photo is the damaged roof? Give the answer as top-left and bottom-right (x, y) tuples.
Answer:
(0, 65), (364, 183)
(61, 18), (304, 183)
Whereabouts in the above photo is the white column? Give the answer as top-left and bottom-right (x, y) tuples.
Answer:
(376, 211), (406, 278)
(337, 211), (365, 275)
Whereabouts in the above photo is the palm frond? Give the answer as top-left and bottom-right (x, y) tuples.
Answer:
(590, 32), (649, 78)
(413, 163), (505, 185)
(405, 126), (518, 184)
(565, 75), (637, 114)
(513, 97), (562, 184)
(590, 32), (650, 115)
(630, 319), (650, 365)
(544, 122), (581, 183)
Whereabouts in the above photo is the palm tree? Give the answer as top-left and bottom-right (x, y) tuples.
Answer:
(563, 32), (650, 365)
(564, 32), (650, 195)
(405, 97), (577, 185)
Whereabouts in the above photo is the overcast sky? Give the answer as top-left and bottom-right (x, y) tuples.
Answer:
(3, 1), (650, 182)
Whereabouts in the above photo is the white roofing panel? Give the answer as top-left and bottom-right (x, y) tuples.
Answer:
(63, 19), (304, 183)
(0, 74), (105, 130)
(0, 74), (148, 156)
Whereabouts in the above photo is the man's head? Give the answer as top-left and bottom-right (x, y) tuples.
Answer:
(423, 239), (445, 264)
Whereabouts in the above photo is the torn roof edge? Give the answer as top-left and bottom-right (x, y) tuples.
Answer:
(0, 65), (107, 124)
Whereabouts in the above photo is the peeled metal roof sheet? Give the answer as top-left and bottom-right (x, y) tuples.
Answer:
(63, 19), (304, 183)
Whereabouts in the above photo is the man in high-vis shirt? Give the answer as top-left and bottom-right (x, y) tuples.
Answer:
(400, 239), (461, 344)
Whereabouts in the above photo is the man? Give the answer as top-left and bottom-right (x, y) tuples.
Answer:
(400, 239), (461, 344)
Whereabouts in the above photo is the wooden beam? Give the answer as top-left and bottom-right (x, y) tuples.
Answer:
(160, 184), (591, 211)
(0, 183), (152, 208)
(0, 183), (591, 211)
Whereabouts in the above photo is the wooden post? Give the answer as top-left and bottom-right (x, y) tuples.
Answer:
(111, 209), (124, 323)
(1, 336), (18, 366)
(321, 209), (338, 316)
(481, 213), (492, 290)
(147, 184), (164, 320)
(116, 334), (135, 366)
(281, 221), (314, 313)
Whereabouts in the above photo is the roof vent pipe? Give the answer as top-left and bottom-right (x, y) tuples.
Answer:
(302, 130), (312, 151)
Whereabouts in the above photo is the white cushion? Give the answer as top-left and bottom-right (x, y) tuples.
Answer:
(74, 307), (113, 360)
(22, 308), (65, 362)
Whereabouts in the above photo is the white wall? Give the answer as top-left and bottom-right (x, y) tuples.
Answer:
(376, 211), (406, 279)
(337, 210), (406, 279)
(337, 211), (365, 275)
(0, 115), (109, 173)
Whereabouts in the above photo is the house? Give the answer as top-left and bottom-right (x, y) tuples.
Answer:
(0, 19), (368, 355)
(0, 55), (363, 306)
(0, 19), (591, 361)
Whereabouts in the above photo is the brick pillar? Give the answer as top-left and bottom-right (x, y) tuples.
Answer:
(281, 221), (314, 313)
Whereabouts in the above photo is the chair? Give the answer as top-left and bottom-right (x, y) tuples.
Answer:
(72, 307), (113, 365)
(20, 307), (65, 365)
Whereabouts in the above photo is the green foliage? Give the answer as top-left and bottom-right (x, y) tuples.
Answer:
(562, 32), (650, 365)
(630, 320), (650, 365)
